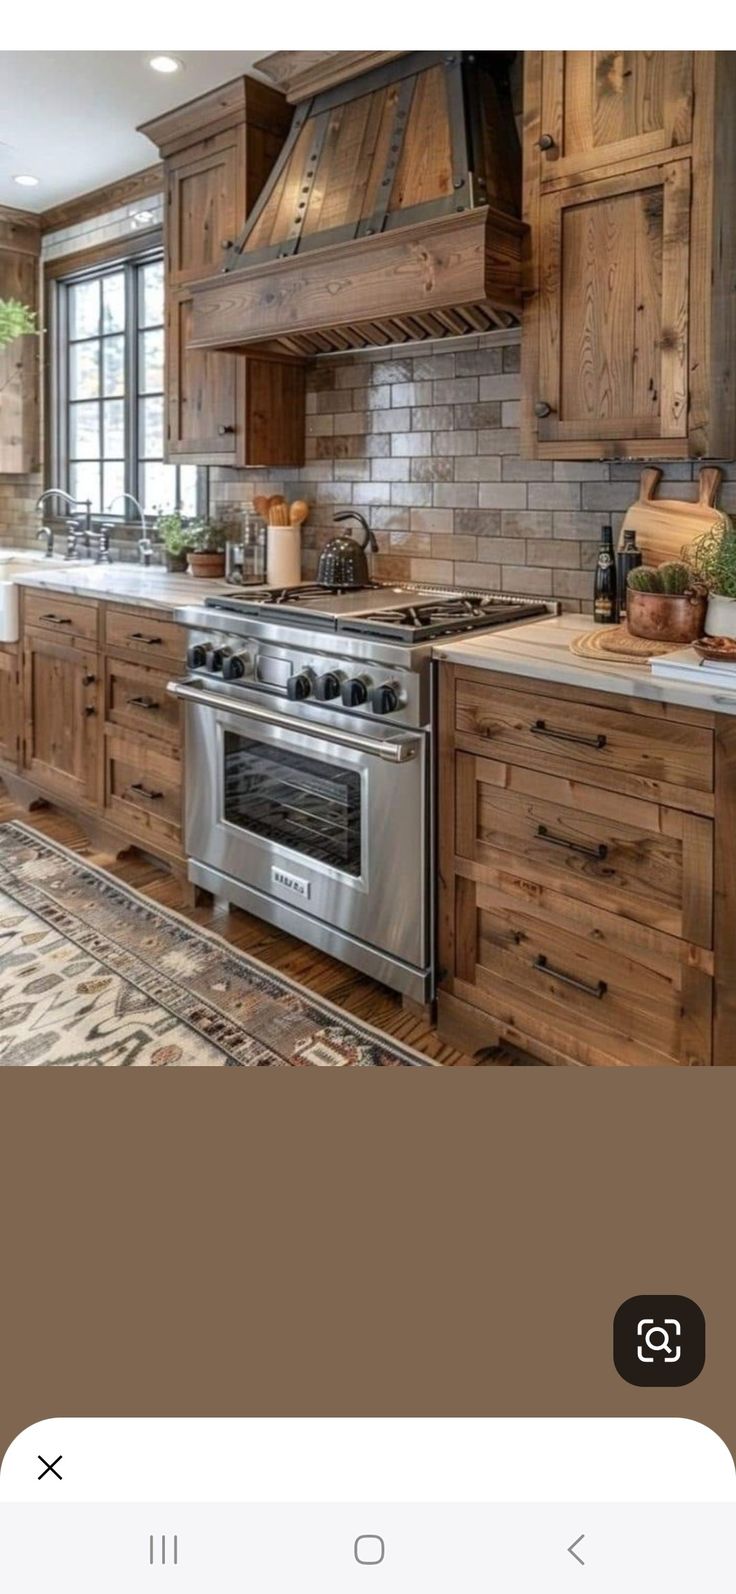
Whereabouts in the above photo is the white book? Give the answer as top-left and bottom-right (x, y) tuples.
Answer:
(650, 646), (736, 687)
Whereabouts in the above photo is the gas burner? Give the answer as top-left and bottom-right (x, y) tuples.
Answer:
(338, 594), (549, 643)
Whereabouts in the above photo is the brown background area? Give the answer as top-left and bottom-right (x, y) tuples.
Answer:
(0, 1072), (733, 1463)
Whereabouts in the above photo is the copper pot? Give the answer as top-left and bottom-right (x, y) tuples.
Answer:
(626, 590), (707, 644)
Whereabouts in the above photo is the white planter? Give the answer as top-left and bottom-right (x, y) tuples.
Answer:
(705, 594), (736, 638)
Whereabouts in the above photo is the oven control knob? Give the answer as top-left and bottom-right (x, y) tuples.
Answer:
(341, 675), (370, 707)
(371, 682), (400, 715)
(222, 651), (250, 681)
(205, 646), (229, 673)
(315, 670), (344, 701)
(287, 670), (313, 701)
(186, 642), (210, 670)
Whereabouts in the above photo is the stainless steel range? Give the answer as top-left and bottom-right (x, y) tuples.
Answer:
(169, 584), (548, 1002)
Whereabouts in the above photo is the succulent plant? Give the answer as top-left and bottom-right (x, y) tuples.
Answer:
(627, 561), (693, 595)
(627, 565), (662, 593)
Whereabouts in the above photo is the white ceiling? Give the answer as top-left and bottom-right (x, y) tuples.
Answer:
(0, 51), (271, 212)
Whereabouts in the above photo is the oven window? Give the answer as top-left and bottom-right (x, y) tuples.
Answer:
(223, 733), (362, 876)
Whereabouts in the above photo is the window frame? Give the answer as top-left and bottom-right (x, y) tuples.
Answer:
(46, 231), (207, 527)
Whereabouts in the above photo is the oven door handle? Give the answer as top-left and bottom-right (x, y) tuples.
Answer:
(167, 679), (422, 764)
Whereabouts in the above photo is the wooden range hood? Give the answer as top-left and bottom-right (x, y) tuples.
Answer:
(189, 51), (525, 358)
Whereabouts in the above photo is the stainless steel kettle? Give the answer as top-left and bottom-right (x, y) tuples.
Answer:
(316, 512), (379, 588)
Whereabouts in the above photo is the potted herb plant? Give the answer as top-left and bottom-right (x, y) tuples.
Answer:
(186, 520), (227, 580)
(156, 511), (190, 574)
(688, 519), (736, 638)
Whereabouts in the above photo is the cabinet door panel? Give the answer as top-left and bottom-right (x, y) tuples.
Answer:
(167, 289), (242, 462)
(167, 130), (244, 284)
(0, 645), (19, 768)
(540, 51), (692, 185)
(22, 637), (100, 806)
(538, 160), (690, 448)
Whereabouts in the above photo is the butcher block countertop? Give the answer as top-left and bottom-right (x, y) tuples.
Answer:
(434, 613), (736, 717)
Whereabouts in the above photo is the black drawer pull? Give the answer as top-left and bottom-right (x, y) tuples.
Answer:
(84, 705), (96, 718)
(533, 954), (607, 1000)
(127, 632), (162, 646)
(125, 782), (164, 802)
(126, 695), (160, 711)
(536, 824), (608, 862)
(39, 613), (72, 625)
(531, 718), (607, 750)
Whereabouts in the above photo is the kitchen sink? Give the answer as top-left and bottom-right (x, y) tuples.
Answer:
(0, 551), (79, 643)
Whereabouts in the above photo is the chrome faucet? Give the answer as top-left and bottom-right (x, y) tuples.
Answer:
(36, 526), (54, 558)
(106, 493), (154, 565)
(36, 489), (93, 557)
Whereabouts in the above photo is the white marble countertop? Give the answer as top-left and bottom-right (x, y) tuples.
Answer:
(14, 564), (263, 613)
(434, 613), (736, 716)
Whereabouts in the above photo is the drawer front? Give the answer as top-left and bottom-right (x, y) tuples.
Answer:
(105, 731), (182, 847)
(24, 590), (98, 643)
(452, 873), (712, 1068)
(455, 678), (714, 798)
(104, 606), (186, 664)
(456, 752), (713, 947)
(107, 658), (181, 746)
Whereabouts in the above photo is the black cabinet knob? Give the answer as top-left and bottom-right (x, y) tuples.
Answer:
(341, 676), (369, 708)
(315, 671), (343, 701)
(370, 683), (399, 716)
(186, 642), (209, 670)
(222, 652), (248, 681)
(536, 132), (556, 151)
(534, 400), (552, 418)
(205, 647), (228, 673)
(287, 671), (312, 701)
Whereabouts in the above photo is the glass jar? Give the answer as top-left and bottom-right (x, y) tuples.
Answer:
(241, 511), (267, 585)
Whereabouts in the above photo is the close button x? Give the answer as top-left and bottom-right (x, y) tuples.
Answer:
(38, 1455), (62, 1481)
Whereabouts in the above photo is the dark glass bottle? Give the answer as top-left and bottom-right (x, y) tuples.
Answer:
(616, 528), (642, 622)
(593, 524), (617, 625)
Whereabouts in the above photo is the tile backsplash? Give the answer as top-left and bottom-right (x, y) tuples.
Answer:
(210, 327), (736, 611)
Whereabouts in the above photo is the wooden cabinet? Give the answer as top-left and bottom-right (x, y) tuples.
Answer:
(537, 52), (693, 187)
(21, 632), (101, 807)
(0, 644), (19, 767)
(0, 207), (41, 475)
(140, 76), (304, 468)
(522, 52), (736, 459)
(7, 589), (188, 877)
(437, 663), (736, 1068)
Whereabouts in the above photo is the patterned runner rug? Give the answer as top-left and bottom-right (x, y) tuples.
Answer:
(0, 823), (430, 1067)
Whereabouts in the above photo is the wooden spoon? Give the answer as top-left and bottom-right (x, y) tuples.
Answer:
(289, 500), (310, 526)
(253, 494), (270, 520)
(267, 493), (286, 513)
(269, 503), (289, 526)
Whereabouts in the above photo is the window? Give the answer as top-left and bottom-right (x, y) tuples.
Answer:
(55, 250), (200, 522)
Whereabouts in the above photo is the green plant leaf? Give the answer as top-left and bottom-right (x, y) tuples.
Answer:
(0, 298), (37, 348)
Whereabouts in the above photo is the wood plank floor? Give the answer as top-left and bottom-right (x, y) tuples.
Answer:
(0, 783), (477, 1066)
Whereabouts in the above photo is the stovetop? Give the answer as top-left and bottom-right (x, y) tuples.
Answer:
(204, 584), (548, 643)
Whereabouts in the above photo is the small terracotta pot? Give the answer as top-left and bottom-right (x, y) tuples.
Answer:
(626, 590), (707, 644)
(187, 551), (226, 579)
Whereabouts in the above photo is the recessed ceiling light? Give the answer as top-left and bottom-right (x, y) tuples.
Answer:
(131, 209), (155, 230)
(13, 174), (40, 187)
(149, 55), (182, 74)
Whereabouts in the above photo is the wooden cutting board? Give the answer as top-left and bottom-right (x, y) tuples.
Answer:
(619, 466), (729, 566)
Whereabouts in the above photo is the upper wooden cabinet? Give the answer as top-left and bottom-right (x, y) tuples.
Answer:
(537, 52), (693, 187)
(522, 52), (736, 460)
(141, 77), (304, 469)
(0, 207), (40, 475)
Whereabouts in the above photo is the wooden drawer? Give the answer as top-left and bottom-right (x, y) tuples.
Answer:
(106, 657), (181, 746)
(104, 606), (186, 665)
(456, 752), (713, 947)
(105, 730), (182, 848)
(450, 873), (712, 1068)
(23, 589), (98, 643)
(454, 675), (714, 804)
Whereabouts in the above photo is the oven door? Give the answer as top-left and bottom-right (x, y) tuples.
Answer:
(169, 680), (429, 972)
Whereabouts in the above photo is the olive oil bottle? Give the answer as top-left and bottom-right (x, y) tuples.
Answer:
(593, 524), (617, 624)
